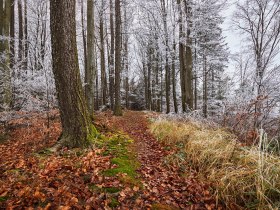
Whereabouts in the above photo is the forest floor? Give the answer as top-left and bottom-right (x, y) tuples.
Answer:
(0, 110), (218, 210)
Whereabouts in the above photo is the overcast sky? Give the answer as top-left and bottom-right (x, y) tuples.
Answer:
(222, 0), (241, 75)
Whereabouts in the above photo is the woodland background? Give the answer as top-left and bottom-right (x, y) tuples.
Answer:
(1, 0), (280, 209)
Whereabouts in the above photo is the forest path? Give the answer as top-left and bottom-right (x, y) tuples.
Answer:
(101, 111), (216, 210)
(0, 110), (217, 209)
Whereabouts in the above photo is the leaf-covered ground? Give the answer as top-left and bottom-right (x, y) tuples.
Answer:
(0, 110), (218, 209)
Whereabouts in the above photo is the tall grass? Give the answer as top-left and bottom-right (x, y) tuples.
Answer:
(150, 119), (280, 209)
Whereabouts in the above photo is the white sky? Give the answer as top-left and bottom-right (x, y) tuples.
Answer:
(222, 0), (241, 75)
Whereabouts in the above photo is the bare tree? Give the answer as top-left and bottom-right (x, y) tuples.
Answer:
(234, 0), (280, 126)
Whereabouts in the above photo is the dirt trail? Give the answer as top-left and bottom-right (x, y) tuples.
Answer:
(107, 111), (216, 210)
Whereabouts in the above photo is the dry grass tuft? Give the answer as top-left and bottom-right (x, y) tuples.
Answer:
(150, 119), (280, 209)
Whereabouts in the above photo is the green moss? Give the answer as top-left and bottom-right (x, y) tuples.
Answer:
(36, 148), (53, 156)
(88, 184), (100, 192)
(0, 133), (8, 144)
(88, 184), (120, 194)
(103, 157), (138, 178)
(87, 124), (100, 143)
(104, 187), (121, 194)
(109, 198), (120, 208)
(101, 132), (141, 187)
(0, 196), (8, 202)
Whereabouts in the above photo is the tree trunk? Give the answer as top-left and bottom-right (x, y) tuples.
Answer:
(95, 46), (99, 110)
(10, 0), (14, 70)
(23, 0), (27, 69)
(177, 0), (186, 112)
(81, 0), (87, 74)
(172, 37), (178, 113)
(124, 4), (129, 109)
(39, 7), (47, 70)
(161, 0), (170, 114)
(155, 40), (161, 112)
(99, 2), (107, 106)
(194, 39), (197, 110)
(184, 0), (193, 110)
(0, 0), (12, 111)
(109, 0), (115, 110)
(185, 45), (193, 109)
(203, 54), (207, 118)
(50, 0), (97, 148)
(143, 61), (148, 109)
(85, 0), (96, 116)
(147, 48), (152, 110)
(178, 0), (193, 112)
(124, 40), (129, 109)
(114, 0), (122, 116)
(160, 55), (164, 112)
(18, 0), (23, 66)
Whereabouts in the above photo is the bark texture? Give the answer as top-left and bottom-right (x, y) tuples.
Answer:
(85, 0), (96, 116)
(109, 0), (115, 110)
(18, 0), (23, 65)
(178, 0), (193, 112)
(99, 2), (107, 106)
(0, 0), (12, 111)
(50, 0), (96, 148)
(114, 0), (122, 116)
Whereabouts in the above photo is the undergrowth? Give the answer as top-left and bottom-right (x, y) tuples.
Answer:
(150, 119), (280, 209)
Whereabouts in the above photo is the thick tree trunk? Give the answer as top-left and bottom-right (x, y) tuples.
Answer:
(85, 0), (96, 116)
(178, 0), (193, 112)
(50, 0), (97, 148)
(0, 0), (12, 111)
(114, 0), (122, 116)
